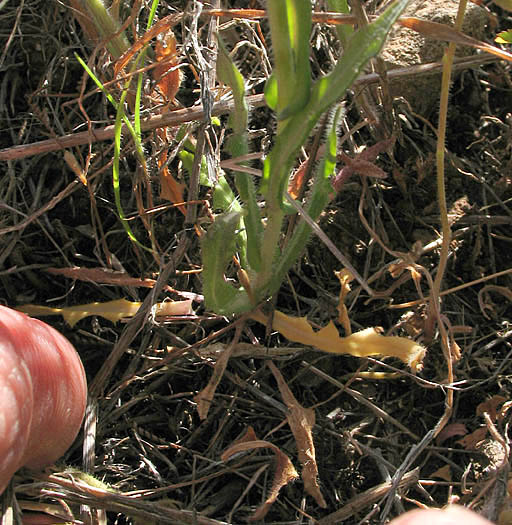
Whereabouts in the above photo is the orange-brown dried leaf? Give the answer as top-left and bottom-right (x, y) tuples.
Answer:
(221, 438), (299, 521)
(153, 30), (182, 102)
(477, 395), (507, 422)
(287, 160), (308, 200)
(159, 165), (186, 214)
(157, 148), (186, 215)
(113, 13), (182, 78)
(268, 361), (326, 508)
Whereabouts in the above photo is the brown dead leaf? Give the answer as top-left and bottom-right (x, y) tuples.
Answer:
(436, 423), (468, 445)
(114, 13), (182, 78)
(221, 432), (299, 521)
(268, 361), (326, 508)
(477, 395), (507, 422)
(430, 464), (452, 482)
(399, 17), (512, 62)
(194, 343), (234, 420)
(456, 427), (488, 450)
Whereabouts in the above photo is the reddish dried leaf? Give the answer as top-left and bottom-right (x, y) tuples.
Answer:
(268, 361), (326, 508)
(436, 423), (468, 445)
(114, 13), (182, 78)
(221, 437), (298, 521)
(333, 138), (393, 192)
(45, 267), (200, 301)
(456, 427), (488, 450)
(47, 266), (158, 288)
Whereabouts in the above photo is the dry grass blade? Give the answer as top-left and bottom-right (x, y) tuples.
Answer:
(399, 17), (512, 62)
(317, 469), (420, 523)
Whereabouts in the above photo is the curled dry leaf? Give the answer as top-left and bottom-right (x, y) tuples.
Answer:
(476, 395), (507, 422)
(456, 427), (488, 450)
(268, 361), (327, 508)
(194, 343), (234, 420)
(221, 427), (299, 521)
(17, 298), (193, 328)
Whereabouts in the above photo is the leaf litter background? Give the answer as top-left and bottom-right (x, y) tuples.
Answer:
(1, 0), (512, 523)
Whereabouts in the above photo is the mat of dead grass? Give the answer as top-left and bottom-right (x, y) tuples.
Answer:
(1, 1), (512, 523)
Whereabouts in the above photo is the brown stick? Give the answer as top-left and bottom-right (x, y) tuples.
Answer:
(0, 55), (495, 162)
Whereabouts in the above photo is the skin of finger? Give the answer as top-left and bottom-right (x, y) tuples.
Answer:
(389, 506), (493, 525)
(0, 306), (87, 480)
(0, 333), (33, 495)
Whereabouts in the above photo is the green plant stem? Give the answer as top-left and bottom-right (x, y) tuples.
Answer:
(83, 0), (130, 58)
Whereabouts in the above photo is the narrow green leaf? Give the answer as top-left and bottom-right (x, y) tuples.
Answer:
(216, 36), (263, 271)
(201, 212), (252, 314)
(261, 0), (409, 203)
(264, 73), (278, 110)
(277, 0), (312, 121)
(217, 37), (248, 138)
